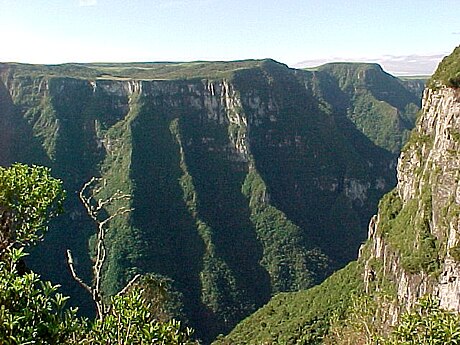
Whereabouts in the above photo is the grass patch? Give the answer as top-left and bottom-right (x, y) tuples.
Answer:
(428, 46), (460, 89)
(378, 188), (439, 274)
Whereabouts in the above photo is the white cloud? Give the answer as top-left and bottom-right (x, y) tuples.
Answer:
(79, 0), (97, 7)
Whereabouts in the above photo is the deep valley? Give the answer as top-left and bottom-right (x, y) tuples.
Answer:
(0, 58), (425, 342)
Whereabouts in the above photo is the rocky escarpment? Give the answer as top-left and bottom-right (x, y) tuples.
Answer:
(0, 60), (419, 342)
(212, 48), (459, 345)
(362, 83), (460, 326)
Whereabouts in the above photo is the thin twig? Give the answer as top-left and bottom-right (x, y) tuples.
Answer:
(118, 274), (142, 296)
(66, 250), (92, 294)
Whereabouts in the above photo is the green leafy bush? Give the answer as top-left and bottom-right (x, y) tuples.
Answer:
(0, 164), (78, 344)
(0, 248), (82, 344)
(81, 288), (194, 345)
(381, 295), (460, 344)
(0, 163), (65, 250)
(0, 164), (196, 344)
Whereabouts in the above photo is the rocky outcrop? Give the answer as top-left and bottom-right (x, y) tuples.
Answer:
(362, 84), (460, 326)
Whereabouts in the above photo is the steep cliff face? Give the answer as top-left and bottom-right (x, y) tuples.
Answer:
(0, 60), (419, 341)
(361, 48), (460, 334)
(362, 58), (460, 327)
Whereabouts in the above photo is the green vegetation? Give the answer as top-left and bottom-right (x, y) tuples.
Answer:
(95, 92), (141, 297)
(326, 294), (460, 345)
(213, 261), (363, 345)
(399, 78), (427, 99)
(377, 188), (439, 274)
(242, 170), (330, 292)
(449, 245), (460, 262)
(1, 60), (269, 81)
(172, 117), (253, 329)
(350, 92), (417, 153)
(0, 163), (195, 344)
(324, 290), (396, 344)
(0, 247), (82, 344)
(0, 163), (75, 344)
(197, 48), (460, 344)
(0, 59), (422, 342)
(316, 63), (420, 154)
(429, 46), (460, 89)
(381, 295), (460, 344)
(1, 249), (195, 345)
(82, 288), (195, 345)
(0, 164), (64, 249)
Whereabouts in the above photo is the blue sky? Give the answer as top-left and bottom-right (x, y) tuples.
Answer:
(1, 0), (459, 75)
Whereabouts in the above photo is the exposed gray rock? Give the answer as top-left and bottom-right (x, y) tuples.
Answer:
(363, 86), (460, 326)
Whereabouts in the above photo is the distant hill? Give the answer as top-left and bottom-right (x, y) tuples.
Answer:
(295, 53), (444, 76)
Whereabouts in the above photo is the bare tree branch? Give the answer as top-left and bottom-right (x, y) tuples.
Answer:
(117, 274), (142, 296)
(66, 249), (92, 294)
(95, 191), (131, 212)
(67, 177), (135, 321)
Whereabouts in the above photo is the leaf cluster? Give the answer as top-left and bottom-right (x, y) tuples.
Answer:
(0, 248), (82, 345)
(82, 289), (194, 345)
(381, 295), (460, 344)
(0, 163), (65, 251)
